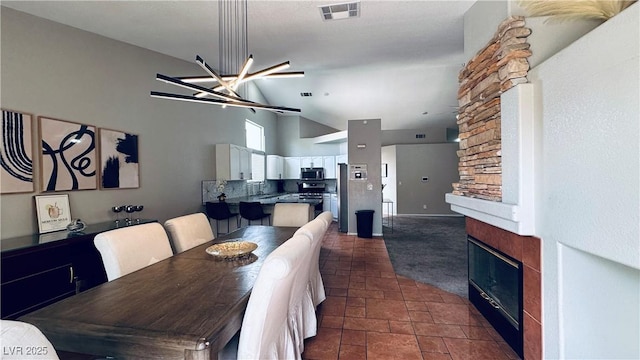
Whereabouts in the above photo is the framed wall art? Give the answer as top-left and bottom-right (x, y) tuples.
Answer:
(99, 128), (139, 189)
(39, 116), (97, 192)
(35, 193), (71, 233)
(1, 109), (35, 193)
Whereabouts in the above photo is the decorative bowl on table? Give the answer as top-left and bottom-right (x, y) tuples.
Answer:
(206, 240), (258, 260)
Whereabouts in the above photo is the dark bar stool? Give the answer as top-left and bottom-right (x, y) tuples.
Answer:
(239, 201), (271, 226)
(205, 201), (240, 236)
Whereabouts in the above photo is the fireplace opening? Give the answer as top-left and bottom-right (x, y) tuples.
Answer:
(468, 235), (523, 358)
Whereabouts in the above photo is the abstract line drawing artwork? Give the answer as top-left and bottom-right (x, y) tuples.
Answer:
(1, 109), (34, 193)
(39, 116), (97, 191)
(99, 128), (139, 189)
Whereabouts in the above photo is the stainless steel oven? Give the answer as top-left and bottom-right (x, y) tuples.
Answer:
(300, 167), (324, 181)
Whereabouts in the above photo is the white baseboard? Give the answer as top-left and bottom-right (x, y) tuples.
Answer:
(397, 214), (464, 217)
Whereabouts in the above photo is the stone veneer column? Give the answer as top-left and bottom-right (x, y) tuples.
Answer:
(453, 16), (532, 201)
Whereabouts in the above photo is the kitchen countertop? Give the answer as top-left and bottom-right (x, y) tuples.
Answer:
(221, 193), (322, 206)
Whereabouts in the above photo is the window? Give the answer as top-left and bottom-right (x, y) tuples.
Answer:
(245, 120), (264, 152)
(246, 120), (265, 183)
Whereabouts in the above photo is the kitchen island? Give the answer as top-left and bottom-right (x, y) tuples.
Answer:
(223, 193), (322, 206)
(208, 193), (323, 227)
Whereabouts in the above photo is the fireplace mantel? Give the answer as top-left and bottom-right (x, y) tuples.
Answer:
(446, 194), (533, 235)
(447, 83), (536, 236)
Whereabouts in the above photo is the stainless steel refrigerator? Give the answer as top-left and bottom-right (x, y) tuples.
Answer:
(337, 163), (348, 232)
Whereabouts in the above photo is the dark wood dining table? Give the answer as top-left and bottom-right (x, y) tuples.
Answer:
(20, 225), (298, 360)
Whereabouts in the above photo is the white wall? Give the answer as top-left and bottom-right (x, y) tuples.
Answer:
(381, 145), (397, 216)
(559, 246), (640, 359)
(529, 3), (640, 358)
(0, 8), (278, 238)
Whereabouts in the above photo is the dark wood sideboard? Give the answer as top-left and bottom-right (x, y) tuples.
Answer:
(1, 219), (155, 319)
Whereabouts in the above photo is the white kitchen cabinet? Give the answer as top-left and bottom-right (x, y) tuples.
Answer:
(323, 193), (331, 213)
(238, 146), (252, 180)
(300, 156), (323, 168)
(323, 156), (336, 179)
(251, 152), (265, 181)
(282, 155), (341, 179)
(336, 154), (348, 165)
(215, 144), (252, 180)
(284, 157), (301, 179)
(331, 194), (338, 220)
(266, 155), (284, 180)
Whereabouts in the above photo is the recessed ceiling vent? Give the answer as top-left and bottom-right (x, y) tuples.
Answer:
(300, 92), (313, 97)
(319, 1), (360, 21)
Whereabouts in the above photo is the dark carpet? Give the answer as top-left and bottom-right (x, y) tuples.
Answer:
(383, 216), (468, 298)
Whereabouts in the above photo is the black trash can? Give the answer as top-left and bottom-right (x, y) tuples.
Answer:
(355, 210), (375, 238)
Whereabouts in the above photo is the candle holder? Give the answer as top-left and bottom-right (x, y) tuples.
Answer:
(112, 205), (125, 226)
(124, 205), (136, 225)
(134, 205), (144, 224)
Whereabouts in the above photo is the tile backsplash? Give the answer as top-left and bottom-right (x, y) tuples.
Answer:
(201, 180), (265, 204)
(201, 179), (337, 204)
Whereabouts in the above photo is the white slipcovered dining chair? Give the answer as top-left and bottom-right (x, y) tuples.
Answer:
(316, 210), (334, 228)
(94, 222), (173, 281)
(1, 320), (59, 359)
(271, 203), (312, 227)
(236, 234), (316, 359)
(164, 212), (214, 253)
(294, 217), (329, 307)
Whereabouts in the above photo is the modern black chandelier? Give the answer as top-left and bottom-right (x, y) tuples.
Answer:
(151, 0), (303, 113)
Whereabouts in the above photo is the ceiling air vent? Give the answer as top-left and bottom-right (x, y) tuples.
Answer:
(300, 92), (313, 97)
(319, 1), (360, 21)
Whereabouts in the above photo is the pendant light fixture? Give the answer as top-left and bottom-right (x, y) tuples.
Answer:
(151, 0), (303, 113)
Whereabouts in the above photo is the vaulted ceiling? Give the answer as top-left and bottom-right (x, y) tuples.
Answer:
(2, 0), (476, 131)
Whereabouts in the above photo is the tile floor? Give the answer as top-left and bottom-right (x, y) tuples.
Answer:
(302, 224), (521, 360)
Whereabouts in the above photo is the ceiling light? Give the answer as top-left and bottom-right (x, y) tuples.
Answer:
(320, 1), (360, 21)
(178, 71), (303, 84)
(150, 91), (299, 113)
(151, 0), (303, 114)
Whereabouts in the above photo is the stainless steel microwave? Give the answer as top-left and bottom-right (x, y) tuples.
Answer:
(300, 167), (324, 181)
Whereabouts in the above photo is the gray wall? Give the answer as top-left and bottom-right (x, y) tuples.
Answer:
(275, 115), (341, 156)
(395, 143), (459, 215)
(463, 0), (529, 61)
(0, 8), (278, 238)
(381, 128), (448, 146)
(347, 119), (382, 236)
(299, 116), (339, 138)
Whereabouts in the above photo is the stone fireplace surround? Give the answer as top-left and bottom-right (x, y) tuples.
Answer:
(448, 86), (542, 358)
(446, 16), (542, 360)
